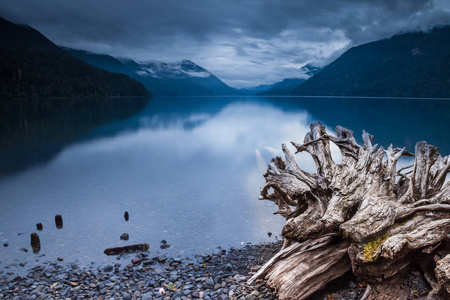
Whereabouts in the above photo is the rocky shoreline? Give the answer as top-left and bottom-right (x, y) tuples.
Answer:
(0, 240), (429, 300)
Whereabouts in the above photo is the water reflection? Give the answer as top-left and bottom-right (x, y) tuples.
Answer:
(0, 97), (150, 177)
(0, 96), (449, 274)
(263, 97), (450, 154)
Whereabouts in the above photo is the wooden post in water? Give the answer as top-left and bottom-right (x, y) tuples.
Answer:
(55, 215), (63, 229)
(36, 223), (43, 230)
(30, 233), (40, 253)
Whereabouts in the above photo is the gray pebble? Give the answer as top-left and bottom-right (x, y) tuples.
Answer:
(103, 264), (114, 272)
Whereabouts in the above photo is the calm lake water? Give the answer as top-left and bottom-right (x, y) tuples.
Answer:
(0, 96), (449, 274)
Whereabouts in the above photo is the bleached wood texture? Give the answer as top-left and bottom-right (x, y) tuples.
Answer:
(250, 122), (450, 300)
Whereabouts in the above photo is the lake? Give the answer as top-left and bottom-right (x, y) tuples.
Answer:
(0, 96), (449, 275)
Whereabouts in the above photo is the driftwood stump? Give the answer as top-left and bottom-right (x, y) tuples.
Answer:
(249, 122), (450, 300)
(104, 243), (149, 255)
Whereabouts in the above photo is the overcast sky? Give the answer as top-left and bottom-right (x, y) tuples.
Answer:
(1, 0), (449, 88)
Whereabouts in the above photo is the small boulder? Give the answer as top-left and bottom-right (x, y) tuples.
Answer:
(103, 264), (114, 272)
(205, 278), (214, 287)
(225, 263), (233, 271)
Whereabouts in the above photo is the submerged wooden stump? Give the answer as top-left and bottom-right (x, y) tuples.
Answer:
(249, 122), (450, 300)
(55, 214), (63, 229)
(30, 232), (41, 253)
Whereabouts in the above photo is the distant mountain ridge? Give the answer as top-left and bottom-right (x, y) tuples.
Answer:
(291, 25), (450, 98)
(64, 48), (240, 96)
(0, 17), (149, 99)
(244, 64), (322, 95)
(257, 78), (307, 95)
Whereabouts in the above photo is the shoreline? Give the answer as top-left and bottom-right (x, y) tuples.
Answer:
(0, 240), (427, 299)
(0, 241), (284, 299)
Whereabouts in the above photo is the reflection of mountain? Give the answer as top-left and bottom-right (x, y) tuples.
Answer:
(1, 96), (449, 178)
(0, 97), (150, 177)
(85, 96), (450, 156)
(65, 48), (240, 96)
(85, 97), (237, 137)
(261, 97), (450, 154)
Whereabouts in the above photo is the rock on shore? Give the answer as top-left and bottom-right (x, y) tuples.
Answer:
(0, 242), (283, 299)
(1, 240), (428, 299)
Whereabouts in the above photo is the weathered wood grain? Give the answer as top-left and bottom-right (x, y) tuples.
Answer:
(250, 122), (450, 300)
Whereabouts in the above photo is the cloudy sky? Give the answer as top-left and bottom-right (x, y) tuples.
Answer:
(1, 0), (449, 88)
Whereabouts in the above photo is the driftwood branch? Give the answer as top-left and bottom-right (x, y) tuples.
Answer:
(250, 122), (450, 300)
(104, 243), (149, 255)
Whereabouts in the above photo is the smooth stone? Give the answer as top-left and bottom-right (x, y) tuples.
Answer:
(96, 282), (105, 290)
(251, 290), (260, 297)
(103, 265), (114, 272)
(205, 278), (214, 287)
(225, 263), (233, 271)
(141, 292), (153, 300)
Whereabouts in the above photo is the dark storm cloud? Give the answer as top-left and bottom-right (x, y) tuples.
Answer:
(1, 0), (448, 87)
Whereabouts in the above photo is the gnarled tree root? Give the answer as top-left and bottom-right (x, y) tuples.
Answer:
(250, 122), (450, 300)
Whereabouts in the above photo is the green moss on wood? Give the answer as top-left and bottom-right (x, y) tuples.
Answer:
(363, 232), (390, 262)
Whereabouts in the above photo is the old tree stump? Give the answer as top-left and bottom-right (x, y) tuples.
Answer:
(249, 122), (450, 300)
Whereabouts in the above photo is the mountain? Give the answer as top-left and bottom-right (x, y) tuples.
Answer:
(250, 63), (322, 96)
(239, 83), (276, 95)
(0, 17), (150, 99)
(293, 25), (450, 98)
(257, 78), (307, 95)
(0, 17), (64, 54)
(65, 48), (240, 96)
(241, 78), (307, 95)
(300, 63), (323, 77)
